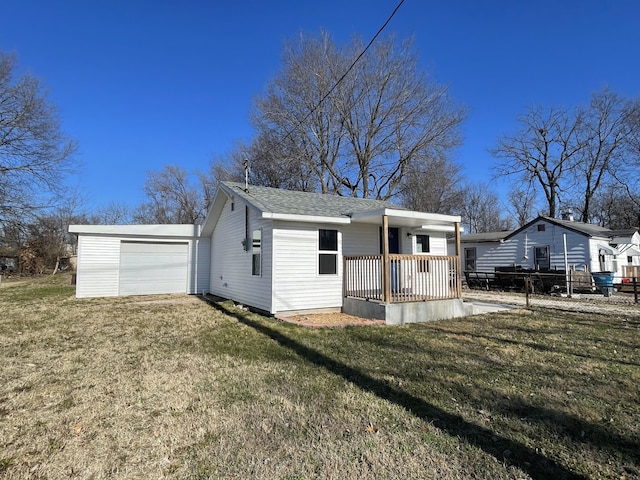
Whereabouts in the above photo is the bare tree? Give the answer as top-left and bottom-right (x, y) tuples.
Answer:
(336, 35), (466, 199)
(611, 97), (640, 217)
(459, 182), (509, 233)
(0, 53), (77, 226)
(572, 89), (640, 222)
(590, 183), (640, 229)
(251, 31), (346, 194)
(133, 165), (205, 224)
(492, 106), (584, 218)
(90, 201), (131, 225)
(492, 89), (640, 222)
(507, 183), (538, 227)
(17, 200), (88, 274)
(250, 31), (466, 200)
(400, 156), (464, 214)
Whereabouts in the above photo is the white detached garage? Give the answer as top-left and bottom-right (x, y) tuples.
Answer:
(69, 224), (210, 298)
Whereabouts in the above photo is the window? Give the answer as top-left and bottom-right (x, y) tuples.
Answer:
(251, 229), (261, 276)
(319, 229), (338, 275)
(534, 245), (550, 270)
(537, 224), (546, 232)
(464, 247), (477, 272)
(415, 234), (430, 253)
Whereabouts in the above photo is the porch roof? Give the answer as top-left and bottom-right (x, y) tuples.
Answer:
(349, 208), (461, 231)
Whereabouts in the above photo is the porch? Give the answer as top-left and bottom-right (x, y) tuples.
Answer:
(343, 254), (462, 302)
(342, 254), (471, 325)
(340, 210), (469, 324)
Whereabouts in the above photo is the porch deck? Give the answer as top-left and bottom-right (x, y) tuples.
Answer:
(344, 254), (462, 303)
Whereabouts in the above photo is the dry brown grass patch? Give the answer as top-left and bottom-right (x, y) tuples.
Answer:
(1, 276), (639, 479)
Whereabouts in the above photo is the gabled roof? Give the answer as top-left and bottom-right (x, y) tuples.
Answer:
(524, 216), (613, 238)
(201, 182), (462, 235)
(460, 216), (638, 244)
(221, 181), (400, 217)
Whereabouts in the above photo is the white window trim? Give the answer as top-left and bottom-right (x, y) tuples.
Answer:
(251, 228), (262, 277)
(318, 229), (340, 276)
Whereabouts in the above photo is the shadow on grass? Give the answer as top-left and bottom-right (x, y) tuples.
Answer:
(204, 297), (586, 480)
(431, 326), (640, 368)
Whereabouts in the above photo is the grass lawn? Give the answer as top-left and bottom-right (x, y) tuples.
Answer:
(1, 274), (639, 479)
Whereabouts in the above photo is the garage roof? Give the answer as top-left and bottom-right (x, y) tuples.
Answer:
(68, 224), (201, 237)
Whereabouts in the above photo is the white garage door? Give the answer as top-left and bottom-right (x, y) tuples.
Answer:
(119, 241), (188, 296)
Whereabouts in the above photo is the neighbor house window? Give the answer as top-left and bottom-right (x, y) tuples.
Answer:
(252, 229), (261, 276)
(319, 229), (338, 275)
(534, 245), (550, 270)
(537, 224), (546, 232)
(465, 247), (477, 272)
(415, 234), (430, 254)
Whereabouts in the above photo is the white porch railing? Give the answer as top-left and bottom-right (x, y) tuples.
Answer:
(344, 254), (462, 303)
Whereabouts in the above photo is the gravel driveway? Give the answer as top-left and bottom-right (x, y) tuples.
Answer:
(463, 289), (640, 316)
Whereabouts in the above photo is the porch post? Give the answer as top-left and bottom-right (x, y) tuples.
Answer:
(382, 214), (390, 303)
(455, 221), (462, 298)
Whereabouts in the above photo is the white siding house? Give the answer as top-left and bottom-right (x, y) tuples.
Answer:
(456, 216), (640, 282)
(201, 182), (464, 318)
(70, 182), (467, 323)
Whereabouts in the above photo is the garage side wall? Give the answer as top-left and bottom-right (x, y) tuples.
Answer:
(191, 237), (211, 295)
(76, 235), (121, 298)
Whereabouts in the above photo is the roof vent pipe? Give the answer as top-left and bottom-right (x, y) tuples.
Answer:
(243, 158), (250, 192)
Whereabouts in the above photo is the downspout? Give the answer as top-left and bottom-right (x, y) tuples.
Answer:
(195, 224), (200, 295)
(455, 222), (462, 298)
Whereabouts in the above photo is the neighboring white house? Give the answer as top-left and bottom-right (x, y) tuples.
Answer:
(70, 182), (468, 323)
(455, 215), (640, 282)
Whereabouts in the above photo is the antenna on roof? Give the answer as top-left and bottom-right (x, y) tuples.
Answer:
(242, 158), (250, 192)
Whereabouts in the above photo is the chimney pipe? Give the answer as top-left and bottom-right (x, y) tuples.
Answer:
(561, 211), (574, 222)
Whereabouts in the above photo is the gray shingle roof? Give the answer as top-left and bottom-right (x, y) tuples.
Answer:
(222, 182), (403, 217)
(459, 217), (639, 244)
(460, 230), (514, 243)
(540, 216), (613, 237)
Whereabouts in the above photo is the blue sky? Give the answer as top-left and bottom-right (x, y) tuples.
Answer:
(2, 0), (639, 213)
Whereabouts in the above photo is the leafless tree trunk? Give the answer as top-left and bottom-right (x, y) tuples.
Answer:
(492, 106), (585, 218)
(573, 89), (640, 222)
(251, 31), (346, 194)
(336, 35), (466, 200)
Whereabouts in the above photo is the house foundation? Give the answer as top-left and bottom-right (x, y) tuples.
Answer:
(342, 297), (474, 325)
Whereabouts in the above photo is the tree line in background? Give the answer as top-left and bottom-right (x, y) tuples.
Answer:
(1, 33), (639, 273)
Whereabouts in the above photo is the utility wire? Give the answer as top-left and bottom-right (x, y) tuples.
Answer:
(279, 0), (405, 145)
